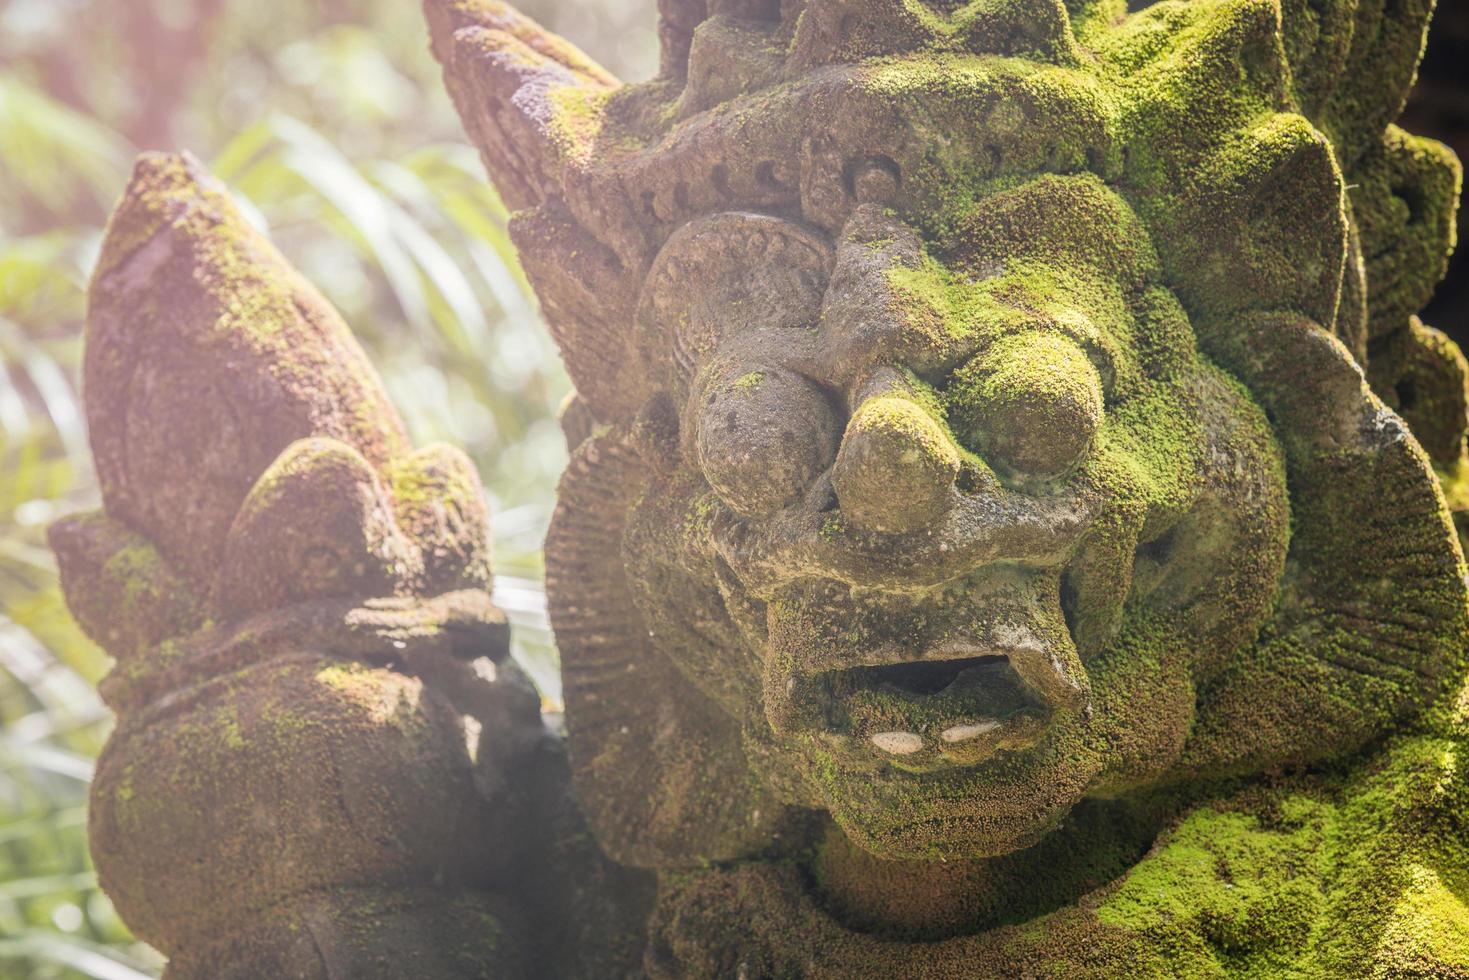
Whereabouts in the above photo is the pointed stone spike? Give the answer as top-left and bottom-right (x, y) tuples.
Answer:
(786, 0), (941, 71)
(1154, 114), (1348, 331)
(85, 153), (409, 582)
(1349, 125), (1462, 339)
(677, 16), (787, 119)
(1319, 0), (1437, 170)
(1367, 317), (1469, 470)
(387, 443), (496, 594)
(958, 0), (1081, 65)
(424, 0), (620, 212)
(657, 0), (710, 79)
(510, 198), (643, 420)
(1278, 0), (1357, 119)
(216, 438), (421, 618)
(46, 513), (207, 662)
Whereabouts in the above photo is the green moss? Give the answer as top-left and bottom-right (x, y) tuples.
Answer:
(104, 544), (174, 612)
(73, 0), (1459, 972)
(219, 711), (246, 751)
(548, 85), (614, 166)
(1097, 801), (1328, 960)
(731, 371), (766, 394)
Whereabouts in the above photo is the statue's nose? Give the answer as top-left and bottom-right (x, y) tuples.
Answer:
(832, 334), (1103, 534)
(832, 370), (961, 535)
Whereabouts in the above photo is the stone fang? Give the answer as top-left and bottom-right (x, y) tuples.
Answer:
(941, 721), (1002, 743)
(870, 732), (924, 755)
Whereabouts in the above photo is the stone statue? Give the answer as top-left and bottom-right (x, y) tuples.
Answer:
(48, 154), (648, 977)
(50, 0), (1469, 975)
(425, 0), (1469, 972)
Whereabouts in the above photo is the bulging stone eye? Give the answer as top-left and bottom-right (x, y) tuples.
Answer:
(695, 365), (841, 518)
(946, 334), (1103, 483)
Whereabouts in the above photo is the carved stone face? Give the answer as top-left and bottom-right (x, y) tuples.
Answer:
(427, 0), (1468, 866)
(617, 175), (1291, 857)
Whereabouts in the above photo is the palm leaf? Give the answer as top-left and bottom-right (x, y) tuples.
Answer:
(0, 75), (130, 228)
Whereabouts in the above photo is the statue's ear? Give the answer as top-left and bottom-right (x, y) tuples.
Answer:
(1180, 312), (1469, 778)
(548, 428), (794, 868)
(547, 212), (835, 867)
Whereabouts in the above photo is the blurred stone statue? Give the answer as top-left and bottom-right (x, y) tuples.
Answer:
(52, 0), (1469, 975)
(48, 154), (647, 977)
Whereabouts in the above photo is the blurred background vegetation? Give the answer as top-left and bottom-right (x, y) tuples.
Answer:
(0, 0), (1463, 976)
(0, 0), (654, 975)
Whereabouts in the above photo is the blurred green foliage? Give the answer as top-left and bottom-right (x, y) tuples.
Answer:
(0, 0), (653, 975)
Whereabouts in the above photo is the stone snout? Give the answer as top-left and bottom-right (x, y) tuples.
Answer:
(702, 338), (1108, 775)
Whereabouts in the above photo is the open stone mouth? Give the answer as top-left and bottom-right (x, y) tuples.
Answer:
(759, 568), (1093, 771)
(811, 651), (1053, 771)
(852, 655), (1002, 697)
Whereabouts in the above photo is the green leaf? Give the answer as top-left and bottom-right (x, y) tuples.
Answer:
(0, 933), (156, 980)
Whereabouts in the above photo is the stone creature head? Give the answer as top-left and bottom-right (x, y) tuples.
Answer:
(428, 0), (1469, 861)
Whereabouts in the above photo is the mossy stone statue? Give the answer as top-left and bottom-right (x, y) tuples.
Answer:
(49, 154), (649, 978)
(421, 0), (1469, 973)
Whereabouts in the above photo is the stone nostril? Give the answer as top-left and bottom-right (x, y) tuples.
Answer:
(947, 333), (1103, 484)
(832, 390), (961, 535)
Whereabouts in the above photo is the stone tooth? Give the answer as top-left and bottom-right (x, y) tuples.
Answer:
(940, 721), (1001, 743)
(870, 732), (924, 755)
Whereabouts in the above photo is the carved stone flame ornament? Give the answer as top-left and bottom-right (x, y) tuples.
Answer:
(423, 0), (1469, 972)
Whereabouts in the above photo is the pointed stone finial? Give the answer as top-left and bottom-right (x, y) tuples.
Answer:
(50, 153), (542, 977)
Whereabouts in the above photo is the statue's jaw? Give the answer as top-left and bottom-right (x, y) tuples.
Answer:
(747, 581), (1217, 859)
(802, 710), (1101, 861)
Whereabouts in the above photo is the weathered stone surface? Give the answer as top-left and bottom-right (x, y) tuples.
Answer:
(50, 153), (651, 978)
(429, 0), (1469, 972)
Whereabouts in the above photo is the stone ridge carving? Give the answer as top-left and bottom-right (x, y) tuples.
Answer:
(427, 0), (1469, 972)
(48, 153), (651, 979)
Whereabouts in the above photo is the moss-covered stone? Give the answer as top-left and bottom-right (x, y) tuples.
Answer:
(49, 156), (656, 978)
(430, 0), (1468, 972)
